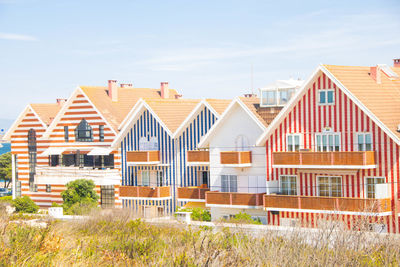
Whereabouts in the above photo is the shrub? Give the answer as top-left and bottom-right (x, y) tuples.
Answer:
(0, 195), (12, 203)
(60, 179), (99, 214)
(64, 199), (98, 215)
(12, 196), (39, 213)
(51, 202), (62, 207)
(225, 212), (262, 225)
(176, 207), (211, 221)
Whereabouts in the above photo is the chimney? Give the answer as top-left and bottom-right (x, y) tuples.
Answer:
(244, 93), (256, 98)
(174, 94), (183, 99)
(394, 59), (400, 68)
(108, 80), (118, 101)
(160, 82), (169, 99)
(370, 66), (382, 84)
(120, 83), (133, 88)
(56, 98), (67, 106)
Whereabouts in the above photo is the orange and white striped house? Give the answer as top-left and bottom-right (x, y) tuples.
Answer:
(257, 59), (400, 233)
(4, 80), (181, 208)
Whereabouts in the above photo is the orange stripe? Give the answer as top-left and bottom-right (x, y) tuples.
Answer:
(68, 105), (93, 109)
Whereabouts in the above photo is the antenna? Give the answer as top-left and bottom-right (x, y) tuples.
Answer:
(251, 64), (254, 95)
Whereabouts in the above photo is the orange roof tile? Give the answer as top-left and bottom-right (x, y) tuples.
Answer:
(80, 86), (180, 131)
(205, 99), (231, 115)
(30, 103), (61, 126)
(323, 65), (400, 138)
(239, 97), (282, 128)
(143, 98), (202, 133)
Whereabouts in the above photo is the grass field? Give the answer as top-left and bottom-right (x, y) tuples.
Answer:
(1, 209), (400, 266)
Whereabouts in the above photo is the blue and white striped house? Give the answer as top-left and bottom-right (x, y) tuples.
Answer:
(112, 98), (229, 216)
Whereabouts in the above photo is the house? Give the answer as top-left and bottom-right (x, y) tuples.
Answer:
(257, 59), (400, 233)
(111, 97), (230, 217)
(4, 80), (180, 207)
(197, 96), (285, 223)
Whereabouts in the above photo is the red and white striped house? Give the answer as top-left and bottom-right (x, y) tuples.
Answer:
(257, 60), (400, 233)
(4, 80), (180, 208)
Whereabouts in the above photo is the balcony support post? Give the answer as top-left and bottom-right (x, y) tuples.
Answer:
(198, 188), (201, 199)
(299, 152), (302, 165)
(297, 197), (301, 209)
(330, 152), (334, 165)
(230, 193), (233, 205)
(136, 186), (140, 198)
(335, 198), (340, 211)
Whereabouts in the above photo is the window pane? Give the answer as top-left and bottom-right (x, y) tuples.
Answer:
(230, 175), (238, 192)
(322, 135), (327, 151)
(287, 135), (293, 151)
(294, 135), (300, 151)
(316, 135), (321, 152)
(365, 134), (372, 151)
(329, 135), (334, 151)
(335, 135), (340, 151)
(279, 90), (288, 105)
(267, 91), (277, 105)
(327, 91), (334, 103)
(319, 91), (326, 104)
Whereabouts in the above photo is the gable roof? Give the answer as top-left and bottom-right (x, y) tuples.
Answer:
(30, 103), (61, 126)
(80, 86), (180, 131)
(198, 97), (279, 148)
(256, 64), (400, 146)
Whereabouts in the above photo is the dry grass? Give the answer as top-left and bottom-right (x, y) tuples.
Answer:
(0, 209), (399, 266)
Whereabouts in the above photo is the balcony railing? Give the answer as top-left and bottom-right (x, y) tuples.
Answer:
(206, 191), (263, 207)
(119, 186), (171, 198)
(187, 151), (209, 164)
(263, 195), (391, 213)
(126, 151), (160, 164)
(220, 151), (252, 165)
(177, 187), (210, 201)
(272, 151), (375, 168)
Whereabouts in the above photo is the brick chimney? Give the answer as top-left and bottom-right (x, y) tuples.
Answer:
(56, 98), (67, 106)
(120, 83), (133, 88)
(108, 80), (118, 101)
(160, 82), (169, 99)
(394, 59), (400, 68)
(370, 66), (382, 84)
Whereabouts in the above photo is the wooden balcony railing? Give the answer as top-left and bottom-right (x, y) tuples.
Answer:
(272, 151), (375, 167)
(126, 151), (160, 163)
(263, 195), (391, 213)
(177, 187), (210, 200)
(206, 191), (263, 207)
(187, 151), (209, 163)
(220, 151), (252, 165)
(119, 186), (170, 198)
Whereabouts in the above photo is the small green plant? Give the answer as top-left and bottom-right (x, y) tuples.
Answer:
(51, 202), (62, 207)
(61, 179), (99, 214)
(177, 207), (211, 221)
(0, 195), (12, 203)
(224, 212), (262, 225)
(12, 196), (39, 213)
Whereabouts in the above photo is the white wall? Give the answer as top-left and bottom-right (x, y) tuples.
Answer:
(208, 104), (267, 193)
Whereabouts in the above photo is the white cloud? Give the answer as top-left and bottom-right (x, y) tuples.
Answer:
(0, 33), (37, 41)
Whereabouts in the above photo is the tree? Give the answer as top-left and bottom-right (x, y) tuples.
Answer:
(0, 152), (11, 188)
(61, 179), (99, 213)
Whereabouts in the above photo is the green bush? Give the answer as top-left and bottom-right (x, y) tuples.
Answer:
(225, 212), (262, 225)
(51, 202), (62, 207)
(60, 179), (99, 214)
(177, 207), (211, 221)
(0, 195), (12, 203)
(12, 196), (39, 213)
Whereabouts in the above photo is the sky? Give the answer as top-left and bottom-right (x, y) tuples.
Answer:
(0, 0), (399, 126)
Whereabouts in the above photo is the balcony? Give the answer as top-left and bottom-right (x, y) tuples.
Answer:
(206, 191), (264, 208)
(187, 151), (210, 165)
(177, 187), (210, 202)
(272, 151), (376, 169)
(220, 151), (252, 167)
(263, 195), (392, 214)
(34, 166), (120, 185)
(119, 186), (171, 199)
(126, 151), (160, 165)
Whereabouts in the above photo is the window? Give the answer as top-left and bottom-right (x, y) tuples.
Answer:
(50, 155), (59, 166)
(235, 135), (249, 151)
(279, 88), (295, 105)
(261, 90), (277, 106)
(366, 177), (385, 198)
(221, 175), (237, 192)
(318, 90), (335, 105)
(64, 126), (69, 142)
(99, 125), (104, 142)
(287, 134), (301, 151)
(149, 137), (159, 151)
(75, 119), (93, 142)
(315, 132), (340, 152)
(46, 184), (51, 193)
(139, 137), (148, 151)
(318, 176), (342, 197)
(357, 133), (372, 151)
(101, 185), (115, 208)
(141, 171), (150, 186)
(28, 129), (37, 192)
(200, 171), (209, 187)
(280, 175), (297, 195)
(157, 171), (163, 186)
(139, 136), (158, 151)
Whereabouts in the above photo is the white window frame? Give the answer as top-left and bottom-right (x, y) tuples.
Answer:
(316, 176), (342, 197)
(356, 132), (373, 151)
(139, 137), (149, 151)
(221, 175), (238, 193)
(315, 132), (341, 152)
(260, 87), (296, 107)
(286, 134), (302, 151)
(279, 175), (298, 195)
(318, 89), (335, 106)
(365, 177), (385, 199)
(235, 135), (250, 151)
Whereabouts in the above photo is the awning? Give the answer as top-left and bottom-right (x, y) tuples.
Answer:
(88, 147), (113, 156)
(41, 147), (67, 156)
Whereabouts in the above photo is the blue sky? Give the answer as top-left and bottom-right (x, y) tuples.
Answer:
(0, 0), (399, 125)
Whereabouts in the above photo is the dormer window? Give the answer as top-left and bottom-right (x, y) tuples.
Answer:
(75, 119), (93, 142)
(260, 88), (296, 107)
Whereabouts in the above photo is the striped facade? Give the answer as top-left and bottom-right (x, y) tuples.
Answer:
(264, 72), (400, 233)
(120, 105), (217, 214)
